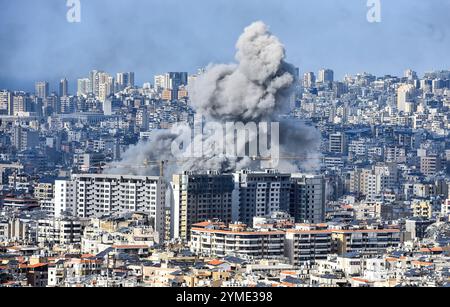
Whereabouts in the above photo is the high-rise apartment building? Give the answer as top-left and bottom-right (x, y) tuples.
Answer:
(12, 126), (39, 151)
(35, 81), (50, 99)
(166, 72), (188, 90)
(34, 181), (55, 216)
(116, 72), (135, 90)
(290, 174), (326, 224)
(89, 70), (113, 97)
(54, 174), (166, 239)
(0, 90), (11, 114)
(172, 172), (235, 241)
(350, 164), (398, 199)
(235, 170), (291, 226)
(59, 78), (69, 97)
(329, 132), (347, 154)
(404, 69), (418, 81)
(318, 69), (334, 84)
(154, 75), (166, 89)
(9, 92), (32, 116)
(77, 78), (91, 97)
(420, 155), (443, 177)
(154, 72), (188, 100)
(171, 170), (327, 240)
(397, 84), (417, 113)
(60, 96), (75, 114)
(303, 72), (316, 88)
(99, 77), (115, 102)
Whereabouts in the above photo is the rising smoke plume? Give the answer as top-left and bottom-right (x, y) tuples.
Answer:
(105, 21), (321, 177)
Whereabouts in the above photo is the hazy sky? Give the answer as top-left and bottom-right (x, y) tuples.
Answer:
(1, 0), (450, 92)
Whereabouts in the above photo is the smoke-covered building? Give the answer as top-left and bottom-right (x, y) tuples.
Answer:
(171, 172), (235, 241)
(171, 170), (326, 240)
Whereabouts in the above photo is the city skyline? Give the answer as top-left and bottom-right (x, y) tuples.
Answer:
(3, 66), (450, 96)
(1, 0), (450, 91)
(1, 1), (449, 290)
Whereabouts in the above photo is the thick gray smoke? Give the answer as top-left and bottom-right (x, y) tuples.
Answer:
(190, 21), (295, 122)
(105, 130), (181, 177)
(106, 21), (320, 177)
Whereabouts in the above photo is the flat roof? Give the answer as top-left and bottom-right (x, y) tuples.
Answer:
(191, 228), (285, 236)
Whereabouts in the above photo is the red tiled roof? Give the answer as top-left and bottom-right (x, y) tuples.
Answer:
(207, 259), (225, 266)
(27, 263), (48, 269)
(192, 222), (214, 228)
(280, 271), (297, 276)
(431, 247), (444, 252)
(81, 254), (95, 258)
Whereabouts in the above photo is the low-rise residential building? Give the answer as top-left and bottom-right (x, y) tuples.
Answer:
(332, 228), (401, 257)
(284, 225), (333, 265)
(190, 222), (285, 260)
(37, 217), (84, 245)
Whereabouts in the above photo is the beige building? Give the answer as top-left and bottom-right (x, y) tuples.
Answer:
(397, 84), (416, 113)
(412, 200), (433, 219)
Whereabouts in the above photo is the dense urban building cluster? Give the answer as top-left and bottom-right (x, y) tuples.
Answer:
(0, 67), (449, 287)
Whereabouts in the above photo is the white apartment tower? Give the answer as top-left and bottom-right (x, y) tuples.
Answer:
(318, 69), (334, 84)
(77, 78), (91, 97)
(54, 174), (166, 238)
(55, 180), (77, 217)
(397, 84), (417, 113)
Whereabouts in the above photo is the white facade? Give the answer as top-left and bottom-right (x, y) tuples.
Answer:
(37, 217), (83, 245)
(190, 224), (285, 260)
(55, 180), (77, 217)
(54, 175), (166, 238)
(397, 84), (416, 113)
